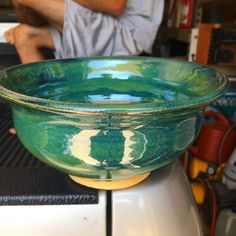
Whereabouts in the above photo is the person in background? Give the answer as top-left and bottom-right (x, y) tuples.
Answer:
(5, 0), (164, 135)
(4, 0), (164, 64)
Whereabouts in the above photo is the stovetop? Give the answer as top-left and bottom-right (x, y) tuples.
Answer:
(0, 104), (98, 205)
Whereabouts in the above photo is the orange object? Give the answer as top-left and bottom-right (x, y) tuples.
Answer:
(195, 24), (221, 64)
(189, 156), (225, 180)
(189, 157), (208, 179)
(189, 111), (236, 165)
(191, 181), (206, 205)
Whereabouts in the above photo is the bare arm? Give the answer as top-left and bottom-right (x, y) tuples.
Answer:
(73, 0), (127, 17)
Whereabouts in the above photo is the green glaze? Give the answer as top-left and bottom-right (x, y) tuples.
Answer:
(0, 57), (228, 180)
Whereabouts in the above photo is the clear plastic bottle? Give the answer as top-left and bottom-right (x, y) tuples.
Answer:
(222, 148), (236, 190)
(215, 208), (236, 236)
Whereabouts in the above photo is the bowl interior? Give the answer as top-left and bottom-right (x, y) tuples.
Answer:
(0, 57), (227, 112)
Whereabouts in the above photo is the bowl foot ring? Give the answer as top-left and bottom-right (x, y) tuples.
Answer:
(69, 172), (150, 190)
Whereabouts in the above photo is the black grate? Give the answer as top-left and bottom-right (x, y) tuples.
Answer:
(0, 103), (46, 167)
(0, 103), (98, 205)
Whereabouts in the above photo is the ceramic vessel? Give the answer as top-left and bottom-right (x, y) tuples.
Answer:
(0, 57), (228, 189)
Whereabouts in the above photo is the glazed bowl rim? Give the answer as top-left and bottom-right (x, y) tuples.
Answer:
(0, 56), (229, 115)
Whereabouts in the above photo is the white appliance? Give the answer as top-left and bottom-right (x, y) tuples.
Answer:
(0, 160), (203, 236)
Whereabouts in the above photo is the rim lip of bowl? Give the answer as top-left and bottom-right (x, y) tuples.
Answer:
(0, 57), (229, 116)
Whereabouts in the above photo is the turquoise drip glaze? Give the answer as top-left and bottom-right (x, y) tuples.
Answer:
(0, 57), (228, 181)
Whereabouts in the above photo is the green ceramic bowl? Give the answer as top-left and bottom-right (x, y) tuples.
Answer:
(0, 57), (228, 189)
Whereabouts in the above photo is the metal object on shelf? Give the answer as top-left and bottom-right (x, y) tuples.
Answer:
(188, 28), (199, 61)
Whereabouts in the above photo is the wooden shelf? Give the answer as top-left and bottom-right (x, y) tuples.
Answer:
(198, 0), (236, 5)
(161, 27), (191, 43)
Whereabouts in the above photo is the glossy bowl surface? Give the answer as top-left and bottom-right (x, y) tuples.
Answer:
(0, 57), (228, 181)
